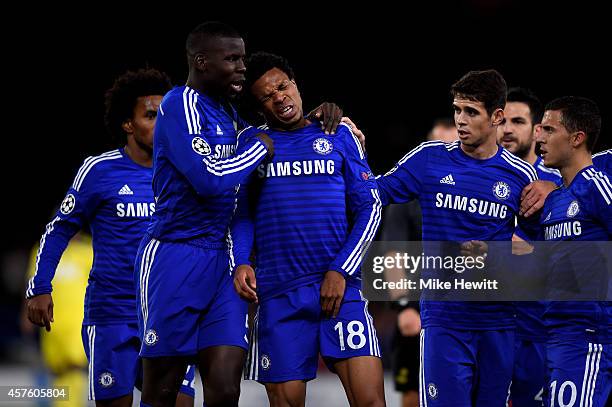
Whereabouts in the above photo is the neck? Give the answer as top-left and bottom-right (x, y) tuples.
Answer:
(523, 148), (538, 165)
(124, 141), (152, 168)
(271, 117), (310, 132)
(186, 74), (214, 98)
(460, 135), (499, 160)
(560, 151), (592, 187)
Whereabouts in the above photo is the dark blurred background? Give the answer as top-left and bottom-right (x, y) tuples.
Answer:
(2, 0), (609, 381)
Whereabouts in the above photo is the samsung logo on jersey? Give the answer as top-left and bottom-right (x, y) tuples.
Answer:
(257, 159), (335, 178)
(435, 193), (508, 219)
(215, 144), (236, 159)
(544, 221), (582, 240)
(116, 202), (155, 218)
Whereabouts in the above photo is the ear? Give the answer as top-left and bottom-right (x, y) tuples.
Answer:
(122, 120), (133, 135)
(491, 108), (504, 126)
(571, 130), (587, 148)
(194, 53), (207, 71)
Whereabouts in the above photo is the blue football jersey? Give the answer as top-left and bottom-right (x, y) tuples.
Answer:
(230, 122), (381, 300)
(540, 166), (612, 340)
(533, 156), (562, 182)
(148, 86), (268, 243)
(376, 141), (539, 329)
(592, 149), (612, 174)
(27, 149), (156, 324)
(515, 156), (563, 341)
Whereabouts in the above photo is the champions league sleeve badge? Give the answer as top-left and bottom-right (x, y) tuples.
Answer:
(192, 137), (212, 156)
(60, 194), (76, 215)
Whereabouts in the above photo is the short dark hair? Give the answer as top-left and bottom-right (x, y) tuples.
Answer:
(104, 68), (172, 141)
(186, 21), (241, 56)
(451, 69), (507, 116)
(545, 96), (601, 152)
(507, 87), (543, 125)
(245, 52), (295, 91)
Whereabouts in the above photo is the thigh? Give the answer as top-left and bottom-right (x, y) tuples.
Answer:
(264, 381), (307, 407)
(198, 345), (245, 405)
(474, 329), (514, 407)
(511, 339), (546, 407)
(420, 326), (475, 407)
(546, 339), (611, 407)
(137, 239), (221, 358)
(141, 356), (190, 406)
(81, 324), (140, 401)
(197, 266), (248, 352)
(334, 356), (385, 406)
(246, 285), (320, 383)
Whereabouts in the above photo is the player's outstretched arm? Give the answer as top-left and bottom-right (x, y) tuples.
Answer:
(341, 117), (366, 152)
(376, 142), (431, 206)
(172, 128), (272, 196)
(158, 95), (273, 196)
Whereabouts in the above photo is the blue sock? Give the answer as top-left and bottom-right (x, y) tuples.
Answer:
(140, 403), (153, 407)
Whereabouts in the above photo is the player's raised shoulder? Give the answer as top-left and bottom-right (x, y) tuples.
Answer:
(581, 167), (612, 205)
(71, 150), (122, 192)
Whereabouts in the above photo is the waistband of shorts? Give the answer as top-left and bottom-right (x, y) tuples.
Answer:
(181, 237), (225, 250)
(145, 234), (225, 250)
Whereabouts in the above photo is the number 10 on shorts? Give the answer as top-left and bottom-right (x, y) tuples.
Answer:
(334, 321), (366, 351)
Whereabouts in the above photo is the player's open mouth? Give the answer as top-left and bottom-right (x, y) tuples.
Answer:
(230, 81), (244, 93)
(458, 130), (470, 137)
(278, 105), (295, 119)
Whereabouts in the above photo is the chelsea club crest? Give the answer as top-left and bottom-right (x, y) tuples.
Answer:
(492, 181), (511, 200)
(144, 329), (159, 346)
(567, 200), (580, 217)
(99, 372), (115, 387)
(313, 138), (333, 155)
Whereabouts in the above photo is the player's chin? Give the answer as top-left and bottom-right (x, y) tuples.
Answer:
(500, 142), (516, 152)
(542, 156), (559, 168)
(225, 91), (241, 100)
(459, 138), (476, 147)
